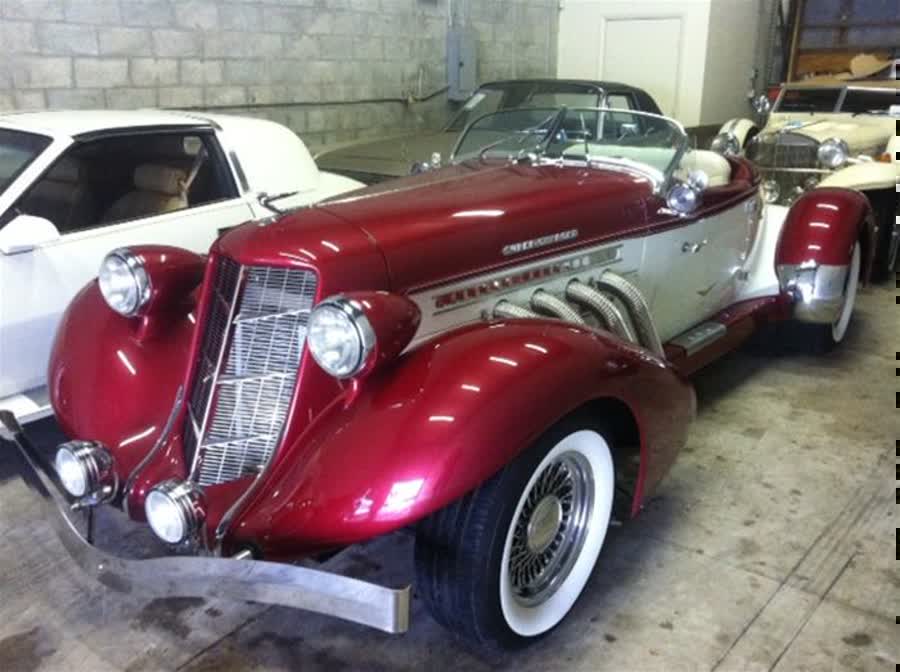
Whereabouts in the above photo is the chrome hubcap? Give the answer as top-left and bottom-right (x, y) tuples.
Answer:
(508, 451), (594, 606)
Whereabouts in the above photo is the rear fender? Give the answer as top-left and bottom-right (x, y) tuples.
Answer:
(231, 320), (695, 557)
(775, 188), (874, 324)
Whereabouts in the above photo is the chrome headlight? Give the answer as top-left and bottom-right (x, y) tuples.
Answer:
(761, 179), (780, 204)
(54, 440), (116, 501)
(817, 138), (849, 169)
(308, 297), (376, 379)
(145, 480), (206, 544)
(99, 248), (151, 317)
(710, 132), (741, 156)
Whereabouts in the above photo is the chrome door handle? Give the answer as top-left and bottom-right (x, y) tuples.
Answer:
(682, 239), (708, 254)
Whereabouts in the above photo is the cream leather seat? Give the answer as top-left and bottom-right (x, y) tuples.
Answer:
(27, 157), (95, 232)
(676, 150), (732, 188)
(102, 164), (188, 223)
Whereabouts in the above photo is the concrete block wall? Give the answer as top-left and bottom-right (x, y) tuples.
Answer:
(0, 0), (558, 152)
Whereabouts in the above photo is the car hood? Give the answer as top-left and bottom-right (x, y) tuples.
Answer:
(317, 160), (655, 293)
(315, 131), (459, 179)
(761, 114), (892, 150)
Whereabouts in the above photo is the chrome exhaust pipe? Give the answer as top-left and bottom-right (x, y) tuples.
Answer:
(493, 300), (541, 320)
(593, 272), (664, 356)
(566, 281), (638, 344)
(530, 290), (586, 324)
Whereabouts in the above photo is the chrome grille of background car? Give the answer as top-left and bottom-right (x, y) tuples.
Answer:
(184, 258), (317, 486)
(747, 133), (823, 206)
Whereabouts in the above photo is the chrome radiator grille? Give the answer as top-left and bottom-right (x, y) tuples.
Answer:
(184, 258), (317, 486)
(747, 133), (819, 169)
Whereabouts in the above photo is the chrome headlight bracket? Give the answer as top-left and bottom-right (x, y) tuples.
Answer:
(98, 248), (152, 317)
(145, 479), (207, 545)
(54, 440), (118, 504)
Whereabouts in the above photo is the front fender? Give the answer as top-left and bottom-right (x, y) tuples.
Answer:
(775, 188), (874, 324)
(48, 281), (194, 478)
(717, 118), (758, 149)
(232, 320), (694, 558)
(817, 162), (898, 191)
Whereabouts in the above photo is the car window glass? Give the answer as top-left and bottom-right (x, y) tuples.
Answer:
(446, 89), (506, 131)
(775, 88), (841, 112)
(10, 131), (237, 236)
(840, 89), (895, 113)
(0, 129), (52, 197)
(606, 94), (634, 110)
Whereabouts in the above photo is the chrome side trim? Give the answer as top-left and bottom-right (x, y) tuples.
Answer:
(670, 321), (727, 356)
(0, 410), (411, 635)
(122, 386), (184, 517)
(776, 262), (849, 324)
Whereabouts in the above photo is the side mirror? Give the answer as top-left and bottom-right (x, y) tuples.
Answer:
(687, 169), (709, 192)
(752, 94), (771, 117)
(0, 214), (61, 255)
(666, 181), (701, 216)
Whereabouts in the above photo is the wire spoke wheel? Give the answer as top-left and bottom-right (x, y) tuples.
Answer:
(507, 451), (594, 607)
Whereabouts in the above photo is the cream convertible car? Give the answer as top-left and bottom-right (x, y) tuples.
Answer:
(711, 79), (899, 279)
(0, 111), (362, 422)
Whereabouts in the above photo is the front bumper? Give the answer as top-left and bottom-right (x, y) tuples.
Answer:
(0, 410), (410, 634)
(775, 262), (849, 324)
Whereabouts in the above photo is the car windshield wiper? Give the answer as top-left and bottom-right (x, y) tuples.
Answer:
(258, 190), (300, 215)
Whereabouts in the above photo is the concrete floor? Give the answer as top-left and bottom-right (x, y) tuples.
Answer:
(0, 283), (896, 672)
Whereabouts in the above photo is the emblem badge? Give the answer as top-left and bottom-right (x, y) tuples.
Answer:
(502, 229), (579, 257)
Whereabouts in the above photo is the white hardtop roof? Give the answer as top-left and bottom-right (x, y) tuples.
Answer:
(0, 109), (219, 138)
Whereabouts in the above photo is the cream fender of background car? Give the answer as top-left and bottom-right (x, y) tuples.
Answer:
(715, 118), (759, 148)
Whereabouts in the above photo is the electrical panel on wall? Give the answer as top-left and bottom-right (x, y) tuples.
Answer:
(447, 29), (477, 101)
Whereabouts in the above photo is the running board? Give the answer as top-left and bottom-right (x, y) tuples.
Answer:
(669, 321), (727, 357)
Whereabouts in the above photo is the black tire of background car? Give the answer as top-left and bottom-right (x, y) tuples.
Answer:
(867, 189), (897, 282)
(414, 413), (614, 653)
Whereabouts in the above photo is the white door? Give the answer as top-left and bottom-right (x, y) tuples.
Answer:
(601, 18), (681, 117)
(0, 199), (253, 400)
(0, 129), (254, 402)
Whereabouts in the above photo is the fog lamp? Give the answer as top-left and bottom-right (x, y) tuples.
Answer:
(760, 180), (780, 204)
(54, 441), (117, 501)
(99, 248), (151, 317)
(145, 480), (206, 544)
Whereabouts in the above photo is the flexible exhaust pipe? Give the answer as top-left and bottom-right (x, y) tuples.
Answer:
(493, 300), (541, 320)
(530, 290), (586, 324)
(593, 272), (664, 356)
(566, 281), (638, 344)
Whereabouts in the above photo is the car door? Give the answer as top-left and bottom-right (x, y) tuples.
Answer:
(643, 174), (753, 341)
(0, 129), (254, 402)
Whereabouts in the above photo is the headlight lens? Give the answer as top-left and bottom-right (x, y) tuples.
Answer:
(99, 248), (151, 317)
(55, 446), (88, 497)
(761, 180), (780, 204)
(308, 298), (375, 378)
(817, 138), (849, 169)
(145, 480), (205, 544)
(711, 132), (741, 156)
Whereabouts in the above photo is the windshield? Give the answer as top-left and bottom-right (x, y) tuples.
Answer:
(445, 82), (603, 132)
(0, 129), (52, 195)
(840, 88), (897, 114)
(452, 107), (687, 181)
(775, 88), (841, 113)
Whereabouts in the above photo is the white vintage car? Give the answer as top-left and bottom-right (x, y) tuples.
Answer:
(711, 79), (899, 278)
(0, 110), (363, 422)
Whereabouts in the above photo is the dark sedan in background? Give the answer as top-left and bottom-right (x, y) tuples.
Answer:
(315, 78), (663, 184)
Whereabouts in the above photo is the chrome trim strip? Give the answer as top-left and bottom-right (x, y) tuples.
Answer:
(0, 410), (411, 635)
(122, 386), (184, 517)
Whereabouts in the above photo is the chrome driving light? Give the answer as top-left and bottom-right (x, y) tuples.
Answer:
(54, 440), (117, 501)
(817, 138), (849, 169)
(710, 132), (740, 156)
(145, 480), (206, 544)
(761, 180), (780, 204)
(308, 297), (376, 378)
(99, 248), (151, 317)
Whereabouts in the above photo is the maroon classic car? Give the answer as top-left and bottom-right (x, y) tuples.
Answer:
(1, 108), (873, 650)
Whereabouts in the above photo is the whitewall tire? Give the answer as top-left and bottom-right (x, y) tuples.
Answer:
(415, 414), (616, 650)
(830, 242), (861, 345)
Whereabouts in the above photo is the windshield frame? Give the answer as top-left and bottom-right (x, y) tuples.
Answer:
(773, 84), (899, 115)
(450, 106), (689, 193)
(0, 127), (53, 197)
(443, 81), (606, 133)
